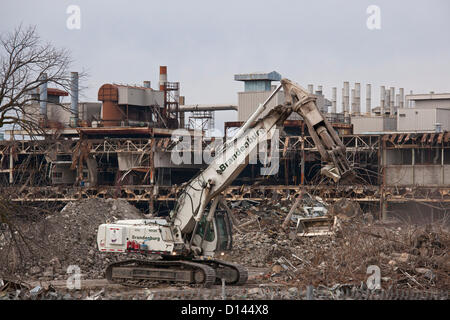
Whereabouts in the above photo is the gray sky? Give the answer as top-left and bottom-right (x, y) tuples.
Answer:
(1, 0), (449, 133)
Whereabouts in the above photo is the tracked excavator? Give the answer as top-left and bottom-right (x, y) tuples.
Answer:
(96, 78), (353, 287)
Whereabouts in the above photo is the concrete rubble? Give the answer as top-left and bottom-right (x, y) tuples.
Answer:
(223, 196), (449, 293)
(0, 196), (448, 300)
(0, 198), (142, 281)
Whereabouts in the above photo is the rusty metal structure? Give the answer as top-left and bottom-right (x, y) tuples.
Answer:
(1, 69), (449, 222)
(1, 130), (449, 221)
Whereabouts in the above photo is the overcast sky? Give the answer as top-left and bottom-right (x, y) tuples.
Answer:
(1, 0), (449, 133)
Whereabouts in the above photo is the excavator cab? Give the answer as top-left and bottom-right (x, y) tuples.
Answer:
(193, 208), (233, 256)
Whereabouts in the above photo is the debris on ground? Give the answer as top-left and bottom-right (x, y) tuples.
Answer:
(0, 199), (143, 281)
(225, 195), (449, 293)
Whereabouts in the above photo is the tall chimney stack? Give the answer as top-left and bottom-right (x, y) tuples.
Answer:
(343, 81), (350, 115)
(308, 84), (314, 94)
(39, 73), (48, 120)
(351, 88), (356, 115)
(366, 84), (371, 115)
(385, 89), (391, 115)
(70, 72), (79, 127)
(389, 87), (395, 115)
(354, 82), (361, 115)
(399, 88), (404, 109)
(380, 86), (385, 116)
(332, 87), (337, 114)
(159, 66), (167, 91)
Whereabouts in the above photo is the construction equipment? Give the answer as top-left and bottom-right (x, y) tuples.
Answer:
(96, 78), (353, 287)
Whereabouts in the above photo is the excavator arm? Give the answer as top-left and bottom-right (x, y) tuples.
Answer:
(281, 79), (353, 182)
(170, 78), (353, 255)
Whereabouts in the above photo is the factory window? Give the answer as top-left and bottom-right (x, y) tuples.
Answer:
(52, 172), (63, 178)
(414, 148), (442, 165)
(387, 149), (412, 165)
(444, 149), (450, 164)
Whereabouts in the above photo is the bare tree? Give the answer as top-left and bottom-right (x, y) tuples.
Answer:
(0, 24), (79, 137)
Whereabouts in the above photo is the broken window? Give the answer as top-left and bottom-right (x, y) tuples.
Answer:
(386, 149), (412, 165)
(444, 149), (450, 165)
(414, 148), (442, 165)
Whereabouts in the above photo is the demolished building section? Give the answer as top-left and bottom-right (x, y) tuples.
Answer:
(0, 70), (449, 222)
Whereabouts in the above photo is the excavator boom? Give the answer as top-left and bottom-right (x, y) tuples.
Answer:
(96, 78), (353, 287)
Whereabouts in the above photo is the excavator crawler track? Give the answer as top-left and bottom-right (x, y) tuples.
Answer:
(193, 259), (248, 285)
(105, 259), (216, 288)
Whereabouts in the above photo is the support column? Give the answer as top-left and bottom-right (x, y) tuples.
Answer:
(9, 145), (13, 184)
(381, 139), (387, 220)
(149, 137), (155, 215)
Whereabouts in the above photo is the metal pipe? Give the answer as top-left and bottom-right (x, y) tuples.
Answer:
(351, 88), (355, 114)
(179, 104), (238, 112)
(354, 83), (361, 115)
(366, 84), (371, 115)
(331, 87), (337, 113)
(399, 88), (404, 109)
(389, 87), (395, 115)
(343, 81), (349, 115)
(385, 89), (390, 115)
(39, 73), (48, 119)
(159, 66), (167, 91)
(70, 72), (78, 127)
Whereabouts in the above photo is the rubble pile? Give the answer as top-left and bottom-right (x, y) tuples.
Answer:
(225, 197), (449, 292)
(0, 199), (143, 281)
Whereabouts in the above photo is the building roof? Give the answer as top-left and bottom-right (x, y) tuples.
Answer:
(31, 87), (69, 96)
(234, 71), (282, 82)
(406, 93), (450, 101)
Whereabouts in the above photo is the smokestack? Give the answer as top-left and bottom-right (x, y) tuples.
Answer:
(380, 86), (385, 116)
(332, 87), (337, 113)
(159, 66), (167, 91)
(396, 94), (400, 111)
(354, 82), (361, 115)
(343, 81), (350, 115)
(389, 87), (395, 115)
(143, 81), (151, 88)
(385, 89), (390, 115)
(70, 72), (79, 127)
(39, 73), (48, 119)
(399, 88), (404, 109)
(366, 84), (371, 115)
(308, 84), (314, 94)
(351, 88), (356, 115)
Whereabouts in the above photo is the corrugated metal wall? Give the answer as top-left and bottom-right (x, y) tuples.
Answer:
(237, 89), (299, 122)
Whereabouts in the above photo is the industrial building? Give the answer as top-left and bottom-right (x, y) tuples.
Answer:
(0, 69), (448, 222)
